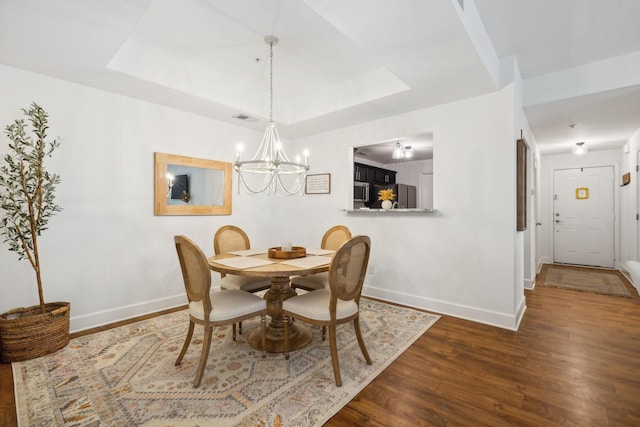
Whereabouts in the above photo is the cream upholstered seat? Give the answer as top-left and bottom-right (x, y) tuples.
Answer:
(283, 235), (372, 387)
(174, 235), (267, 388)
(290, 225), (352, 292)
(214, 225), (271, 335)
(214, 225), (272, 293)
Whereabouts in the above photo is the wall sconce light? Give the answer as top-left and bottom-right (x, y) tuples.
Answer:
(572, 142), (588, 156)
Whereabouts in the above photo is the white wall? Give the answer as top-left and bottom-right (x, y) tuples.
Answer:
(0, 64), (272, 331)
(619, 129), (640, 270)
(293, 84), (525, 330)
(0, 64), (527, 331)
(538, 149), (622, 267)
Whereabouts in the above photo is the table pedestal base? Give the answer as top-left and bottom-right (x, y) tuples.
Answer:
(247, 275), (312, 353)
(248, 322), (312, 353)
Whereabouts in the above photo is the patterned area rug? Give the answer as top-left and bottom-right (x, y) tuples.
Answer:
(543, 265), (632, 297)
(13, 299), (439, 426)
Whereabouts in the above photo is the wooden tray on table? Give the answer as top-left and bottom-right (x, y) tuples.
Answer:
(268, 246), (306, 259)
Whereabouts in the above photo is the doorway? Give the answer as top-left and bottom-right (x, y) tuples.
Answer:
(553, 166), (615, 268)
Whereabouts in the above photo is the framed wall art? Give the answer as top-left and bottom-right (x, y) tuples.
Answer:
(305, 173), (331, 194)
(516, 138), (527, 231)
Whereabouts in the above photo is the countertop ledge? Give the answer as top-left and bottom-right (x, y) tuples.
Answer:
(341, 208), (436, 213)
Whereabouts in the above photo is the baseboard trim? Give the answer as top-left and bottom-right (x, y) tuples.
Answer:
(70, 294), (186, 333)
(72, 287), (528, 333)
(363, 285), (524, 331)
(538, 258), (550, 273)
(524, 278), (535, 290)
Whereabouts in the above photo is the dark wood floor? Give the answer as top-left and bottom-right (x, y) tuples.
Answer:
(2, 264), (639, 426)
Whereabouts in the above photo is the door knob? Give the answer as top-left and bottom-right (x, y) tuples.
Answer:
(555, 219), (560, 223)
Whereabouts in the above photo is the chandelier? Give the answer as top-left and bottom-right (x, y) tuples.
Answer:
(234, 35), (309, 196)
(391, 141), (414, 160)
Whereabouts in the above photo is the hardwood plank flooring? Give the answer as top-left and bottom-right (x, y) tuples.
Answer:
(2, 265), (639, 426)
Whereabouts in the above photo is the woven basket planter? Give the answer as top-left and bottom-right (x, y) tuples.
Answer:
(0, 302), (70, 363)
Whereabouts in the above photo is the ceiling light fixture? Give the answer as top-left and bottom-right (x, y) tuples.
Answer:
(403, 145), (414, 159)
(392, 141), (404, 160)
(391, 141), (414, 160)
(234, 35), (309, 196)
(571, 141), (588, 156)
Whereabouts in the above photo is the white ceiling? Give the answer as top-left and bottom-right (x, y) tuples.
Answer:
(475, 0), (640, 154)
(1, 0), (639, 156)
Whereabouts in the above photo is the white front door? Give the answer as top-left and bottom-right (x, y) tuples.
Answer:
(553, 166), (615, 268)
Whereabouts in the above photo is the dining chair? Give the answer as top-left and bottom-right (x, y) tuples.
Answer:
(282, 235), (372, 387)
(174, 235), (267, 388)
(214, 225), (271, 334)
(290, 225), (352, 292)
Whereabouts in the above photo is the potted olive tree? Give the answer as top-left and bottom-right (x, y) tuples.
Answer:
(0, 103), (69, 362)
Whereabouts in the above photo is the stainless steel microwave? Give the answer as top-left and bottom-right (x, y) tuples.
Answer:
(354, 181), (369, 202)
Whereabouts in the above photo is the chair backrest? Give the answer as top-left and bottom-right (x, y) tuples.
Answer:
(214, 225), (251, 255)
(328, 235), (371, 305)
(175, 235), (212, 313)
(321, 225), (352, 251)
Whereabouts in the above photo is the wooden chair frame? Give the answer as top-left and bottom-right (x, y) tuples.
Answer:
(291, 225), (352, 292)
(174, 235), (267, 387)
(283, 235), (372, 386)
(213, 225), (271, 334)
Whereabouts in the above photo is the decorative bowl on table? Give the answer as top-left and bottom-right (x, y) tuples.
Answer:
(268, 246), (306, 259)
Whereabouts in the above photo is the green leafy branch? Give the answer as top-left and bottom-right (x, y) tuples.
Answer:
(0, 103), (62, 310)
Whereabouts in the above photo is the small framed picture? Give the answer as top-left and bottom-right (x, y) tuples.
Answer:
(575, 187), (589, 200)
(305, 173), (331, 194)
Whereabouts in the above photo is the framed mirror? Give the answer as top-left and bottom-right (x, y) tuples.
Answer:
(154, 152), (232, 215)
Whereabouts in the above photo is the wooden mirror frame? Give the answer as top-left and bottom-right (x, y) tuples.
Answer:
(154, 152), (232, 215)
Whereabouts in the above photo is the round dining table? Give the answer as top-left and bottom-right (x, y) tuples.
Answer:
(208, 251), (332, 353)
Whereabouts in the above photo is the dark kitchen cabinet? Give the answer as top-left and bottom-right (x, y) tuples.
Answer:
(354, 162), (396, 184)
(373, 168), (396, 184)
(354, 163), (398, 207)
(354, 164), (369, 182)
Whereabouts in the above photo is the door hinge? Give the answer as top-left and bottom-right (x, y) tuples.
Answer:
(637, 213), (639, 221)
(553, 194), (558, 200)
(637, 165), (639, 172)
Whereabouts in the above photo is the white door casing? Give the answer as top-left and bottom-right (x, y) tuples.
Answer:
(553, 166), (615, 268)
(637, 149), (640, 261)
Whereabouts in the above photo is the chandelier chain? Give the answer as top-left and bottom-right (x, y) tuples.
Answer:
(269, 39), (274, 123)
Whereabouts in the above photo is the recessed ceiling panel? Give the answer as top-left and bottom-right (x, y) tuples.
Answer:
(107, 0), (411, 123)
